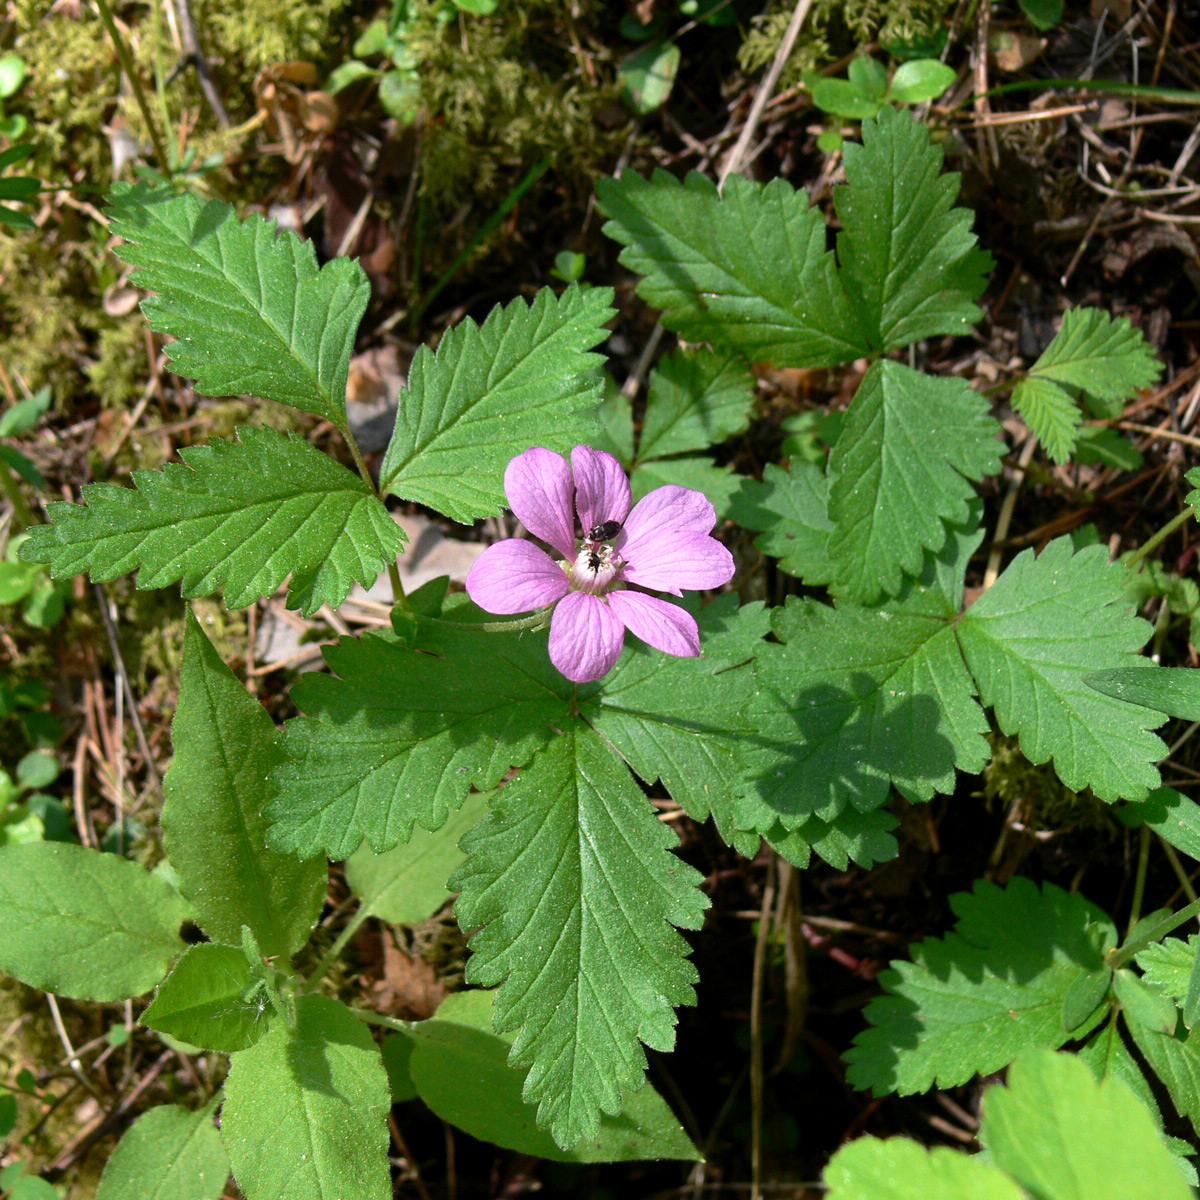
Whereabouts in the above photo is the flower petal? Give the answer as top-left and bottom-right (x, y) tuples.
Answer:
(548, 592), (625, 682)
(618, 485), (717, 565)
(571, 445), (631, 534)
(505, 447), (576, 558)
(619, 530), (735, 595)
(465, 540), (569, 614)
(607, 591), (700, 658)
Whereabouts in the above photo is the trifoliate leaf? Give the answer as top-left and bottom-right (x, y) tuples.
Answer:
(0, 842), (188, 1001)
(630, 455), (742, 521)
(583, 595), (769, 857)
(20, 426), (405, 616)
(636, 348), (755, 461)
(828, 361), (1003, 602)
(728, 461), (836, 586)
(844, 878), (1116, 1095)
(835, 106), (989, 350)
(451, 726), (709, 1149)
(222, 994), (391, 1200)
(980, 1049), (1191, 1200)
(824, 1135), (1025, 1200)
(269, 622), (569, 860)
(957, 539), (1165, 802)
(379, 286), (615, 523)
(163, 610), (325, 955)
(737, 527), (990, 831)
(107, 183), (369, 429)
(345, 789), (491, 925)
(96, 1101), (229, 1200)
(597, 170), (869, 367)
(1029, 307), (1161, 407)
(1011, 376), (1083, 464)
(140, 943), (270, 1053)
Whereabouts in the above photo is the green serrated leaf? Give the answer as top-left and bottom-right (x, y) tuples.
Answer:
(222, 994), (391, 1200)
(958, 539), (1165, 801)
(737, 526), (990, 830)
(406, 989), (700, 1161)
(20, 427), (405, 616)
(1126, 1018), (1200, 1137)
(1077, 1018), (1164, 1128)
(1011, 376), (1083, 463)
(825, 1134), (1025, 1200)
(0, 842), (187, 1001)
(630, 454), (742, 520)
(982, 1049), (1191, 1200)
(828, 361), (1003, 602)
(728, 461), (837, 585)
(763, 808), (900, 871)
(1087, 667), (1200, 722)
(345, 789), (490, 924)
(162, 610), (326, 955)
(583, 594), (769, 857)
(379, 286), (615, 523)
(451, 726), (708, 1148)
(835, 106), (988, 350)
(269, 623), (569, 860)
(96, 1101), (229, 1200)
(597, 170), (869, 368)
(844, 878), (1116, 1095)
(107, 183), (369, 429)
(636, 348), (755, 462)
(1031, 307), (1161, 408)
(140, 943), (271, 1053)
(1138, 936), (1199, 1009)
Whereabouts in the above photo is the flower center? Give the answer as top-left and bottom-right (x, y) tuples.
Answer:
(571, 543), (620, 594)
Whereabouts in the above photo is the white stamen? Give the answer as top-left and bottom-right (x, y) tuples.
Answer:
(572, 544), (620, 594)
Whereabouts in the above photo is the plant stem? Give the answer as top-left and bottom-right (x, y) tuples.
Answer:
(348, 1007), (418, 1034)
(1110, 894), (1200, 970)
(305, 906), (370, 992)
(1126, 506), (1194, 570)
(421, 609), (553, 635)
(1126, 823), (1151, 938)
(93, 0), (173, 179)
(0, 456), (34, 530)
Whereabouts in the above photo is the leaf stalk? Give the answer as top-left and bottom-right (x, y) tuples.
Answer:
(1110, 893), (1200, 970)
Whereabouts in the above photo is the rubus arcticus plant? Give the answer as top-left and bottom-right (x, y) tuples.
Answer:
(3, 106), (1199, 1196)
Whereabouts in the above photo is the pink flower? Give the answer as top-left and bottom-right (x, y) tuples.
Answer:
(465, 446), (735, 682)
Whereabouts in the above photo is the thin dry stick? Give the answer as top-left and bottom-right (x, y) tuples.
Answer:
(749, 861), (776, 1200)
(719, 0), (815, 190)
(983, 435), (1038, 590)
(46, 994), (101, 1101)
(93, 584), (163, 799)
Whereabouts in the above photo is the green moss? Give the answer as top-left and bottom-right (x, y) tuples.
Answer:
(405, 0), (624, 213)
(199, 0), (357, 75)
(983, 733), (1123, 837)
(739, 0), (956, 86)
